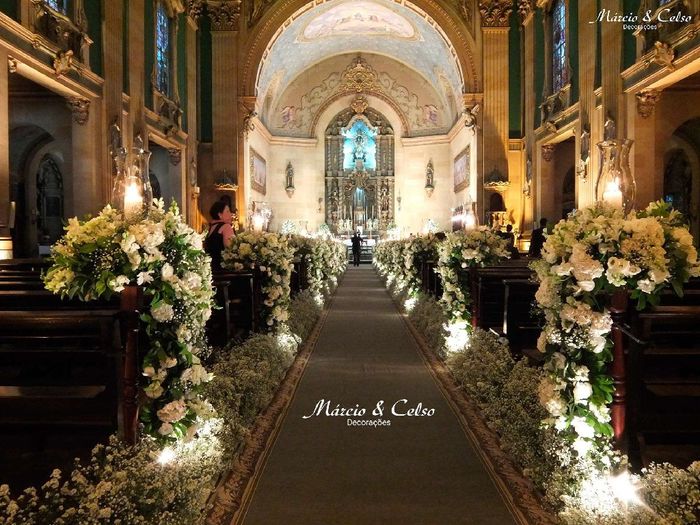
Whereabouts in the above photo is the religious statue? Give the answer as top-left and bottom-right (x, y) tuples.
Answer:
(604, 113), (616, 141)
(353, 133), (368, 169)
(285, 162), (294, 189)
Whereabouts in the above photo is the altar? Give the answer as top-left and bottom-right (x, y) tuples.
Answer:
(324, 97), (395, 237)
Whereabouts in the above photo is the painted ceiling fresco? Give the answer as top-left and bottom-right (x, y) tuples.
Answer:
(300, 1), (417, 40)
(256, 0), (464, 133)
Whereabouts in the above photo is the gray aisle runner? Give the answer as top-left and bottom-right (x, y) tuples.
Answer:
(241, 267), (516, 525)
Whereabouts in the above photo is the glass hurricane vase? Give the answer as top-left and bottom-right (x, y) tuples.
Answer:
(595, 139), (636, 214)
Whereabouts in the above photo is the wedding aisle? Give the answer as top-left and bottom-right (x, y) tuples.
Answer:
(240, 267), (517, 525)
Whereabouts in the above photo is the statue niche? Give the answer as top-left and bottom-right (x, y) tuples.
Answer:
(325, 106), (394, 236)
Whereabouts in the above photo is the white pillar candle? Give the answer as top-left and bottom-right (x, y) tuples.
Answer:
(124, 181), (143, 219)
(602, 179), (623, 208)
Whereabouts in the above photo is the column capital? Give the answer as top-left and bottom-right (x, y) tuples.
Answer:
(66, 96), (91, 125)
(479, 0), (513, 28)
(635, 89), (662, 119)
(541, 143), (555, 162)
(208, 0), (242, 31)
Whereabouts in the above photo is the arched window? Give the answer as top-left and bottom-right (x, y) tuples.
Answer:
(552, 0), (568, 93)
(155, 1), (172, 96)
(45, 0), (66, 13)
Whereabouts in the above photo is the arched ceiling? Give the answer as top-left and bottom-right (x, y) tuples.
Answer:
(256, 0), (465, 134)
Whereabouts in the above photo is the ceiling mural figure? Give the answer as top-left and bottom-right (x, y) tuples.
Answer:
(300, 1), (418, 41)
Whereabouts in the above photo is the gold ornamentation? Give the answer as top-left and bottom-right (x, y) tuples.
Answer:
(53, 50), (74, 77)
(647, 41), (675, 69)
(479, 0), (513, 27)
(66, 96), (91, 125)
(209, 0), (242, 31)
(458, 0), (473, 27)
(350, 95), (369, 115)
(168, 148), (182, 166)
(186, 0), (204, 21)
(242, 110), (257, 136)
(542, 143), (555, 162)
(338, 56), (382, 94)
(8, 57), (18, 74)
(635, 89), (661, 119)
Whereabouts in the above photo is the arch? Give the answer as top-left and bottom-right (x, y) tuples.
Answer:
(241, 0), (479, 98)
(664, 117), (700, 238)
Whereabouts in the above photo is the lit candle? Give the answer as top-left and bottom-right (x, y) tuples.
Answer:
(252, 213), (265, 232)
(602, 179), (623, 208)
(123, 180), (143, 219)
(464, 209), (476, 231)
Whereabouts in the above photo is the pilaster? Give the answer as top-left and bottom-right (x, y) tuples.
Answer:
(209, 1), (242, 215)
(600, 0), (623, 137)
(128, 0), (147, 144)
(480, 1), (512, 217)
(185, 5), (202, 228)
(0, 51), (10, 242)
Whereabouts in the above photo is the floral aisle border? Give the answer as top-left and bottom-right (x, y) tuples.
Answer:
(206, 293), (333, 525)
(392, 294), (556, 525)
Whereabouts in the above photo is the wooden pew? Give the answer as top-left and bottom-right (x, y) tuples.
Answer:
(467, 262), (533, 331)
(621, 299), (700, 469)
(420, 259), (442, 298)
(503, 279), (541, 359)
(208, 270), (259, 345)
(0, 285), (141, 490)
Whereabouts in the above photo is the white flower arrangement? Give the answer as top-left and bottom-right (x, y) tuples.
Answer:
(43, 200), (215, 445)
(533, 201), (700, 459)
(436, 228), (510, 328)
(221, 231), (295, 332)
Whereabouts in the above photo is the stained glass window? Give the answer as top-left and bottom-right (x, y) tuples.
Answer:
(342, 119), (377, 171)
(552, 0), (567, 93)
(45, 0), (65, 13)
(155, 2), (171, 96)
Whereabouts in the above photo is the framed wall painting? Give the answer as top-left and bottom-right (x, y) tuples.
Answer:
(250, 148), (267, 195)
(453, 146), (470, 193)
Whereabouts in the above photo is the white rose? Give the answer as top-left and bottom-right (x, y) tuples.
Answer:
(158, 423), (173, 435)
(573, 382), (593, 403)
(151, 303), (174, 322)
(571, 416), (595, 439)
(161, 263), (175, 281)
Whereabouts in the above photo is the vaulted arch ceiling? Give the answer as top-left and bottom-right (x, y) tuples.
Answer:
(255, 0), (466, 135)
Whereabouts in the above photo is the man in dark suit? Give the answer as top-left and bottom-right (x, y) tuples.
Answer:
(351, 231), (364, 267)
(528, 218), (548, 258)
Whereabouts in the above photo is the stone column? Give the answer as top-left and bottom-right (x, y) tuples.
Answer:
(479, 1), (512, 193)
(102, 0), (125, 204)
(237, 95), (256, 225)
(185, 2), (204, 229)
(209, 1), (241, 203)
(0, 51), (10, 249)
(128, 0), (147, 143)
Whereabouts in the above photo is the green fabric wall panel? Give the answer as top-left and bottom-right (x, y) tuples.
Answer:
(0, 0), (19, 20)
(199, 16), (212, 143)
(534, 9), (545, 128)
(178, 12), (187, 132)
(85, 0), (103, 76)
(509, 11), (522, 138)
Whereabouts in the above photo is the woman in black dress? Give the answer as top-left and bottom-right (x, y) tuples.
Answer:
(204, 201), (234, 271)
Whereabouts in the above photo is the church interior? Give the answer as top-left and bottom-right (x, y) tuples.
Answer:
(1, 0), (700, 523)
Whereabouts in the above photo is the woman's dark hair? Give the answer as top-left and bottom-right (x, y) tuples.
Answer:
(209, 201), (228, 220)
